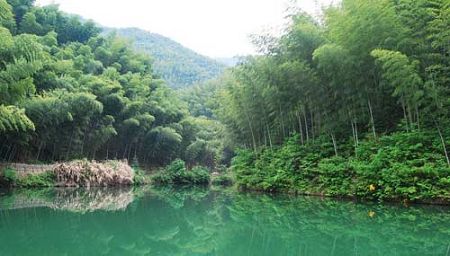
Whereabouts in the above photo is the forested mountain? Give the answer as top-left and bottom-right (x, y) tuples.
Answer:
(103, 27), (226, 88)
(0, 0), (223, 167)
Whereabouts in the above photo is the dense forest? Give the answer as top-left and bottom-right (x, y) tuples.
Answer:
(212, 0), (450, 200)
(0, 0), (449, 201)
(0, 0), (223, 168)
(106, 27), (226, 88)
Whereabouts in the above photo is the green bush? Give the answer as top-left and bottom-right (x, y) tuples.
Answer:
(132, 169), (148, 185)
(166, 159), (186, 174)
(152, 159), (211, 185)
(189, 166), (211, 184)
(131, 162), (150, 185)
(1, 168), (55, 187)
(2, 168), (18, 184)
(16, 171), (55, 187)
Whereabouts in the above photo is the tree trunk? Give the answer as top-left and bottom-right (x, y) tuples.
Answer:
(266, 123), (273, 150)
(351, 121), (357, 155)
(245, 112), (257, 153)
(310, 110), (315, 141)
(279, 104), (286, 139)
(122, 143), (128, 159)
(401, 98), (409, 132)
(296, 111), (304, 145)
(436, 122), (450, 167)
(4, 144), (12, 163)
(51, 143), (56, 161)
(406, 102), (413, 131)
(80, 131), (86, 157)
(127, 144), (132, 161)
(303, 110), (309, 143)
(36, 142), (44, 161)
(415, 105), (420, 131)
(317, 114), (322, 136)
(368, 99), (376, 138)
(263, 129), (268, 147)
(66, 128), (76, 160)
(331, 133), (338, 157)
(8, 145), (16, 162)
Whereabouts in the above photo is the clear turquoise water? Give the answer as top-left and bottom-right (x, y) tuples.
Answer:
(0, 186), (449, 256)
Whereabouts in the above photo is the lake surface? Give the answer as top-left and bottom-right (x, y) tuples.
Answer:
(0, 186), (449, 256)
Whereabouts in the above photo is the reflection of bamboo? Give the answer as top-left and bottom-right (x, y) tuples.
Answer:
(331, 236), (337, 256)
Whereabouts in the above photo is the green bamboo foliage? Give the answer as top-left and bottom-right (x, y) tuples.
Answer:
(0, 0), (221, 166)
(0, 105), (34, 132)
(214, 0), (449, 167)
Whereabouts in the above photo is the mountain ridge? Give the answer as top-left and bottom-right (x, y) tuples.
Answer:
(102, 27), (227, 88)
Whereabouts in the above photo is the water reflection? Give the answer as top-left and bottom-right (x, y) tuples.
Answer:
(0, 186), (448, 256)
(0, 187), (141, 212)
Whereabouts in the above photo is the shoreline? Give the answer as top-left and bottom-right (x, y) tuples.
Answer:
(236, 187), (450, 206)
(1, 161), (449, 206)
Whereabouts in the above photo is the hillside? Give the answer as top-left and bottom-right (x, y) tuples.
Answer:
(103, 27), (226, 88)
(215, 57), (241, 67)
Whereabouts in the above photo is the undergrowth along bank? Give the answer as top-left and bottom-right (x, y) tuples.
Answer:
(231, 130), (450, 204)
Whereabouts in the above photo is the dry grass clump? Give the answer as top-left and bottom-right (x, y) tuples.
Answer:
(54, 160), (133, 187)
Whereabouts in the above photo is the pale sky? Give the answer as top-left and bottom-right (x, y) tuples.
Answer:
(35, 0), (333, 58)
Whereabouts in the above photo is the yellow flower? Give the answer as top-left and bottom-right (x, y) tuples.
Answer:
(369, 184), (376, 191)
(368, 211), (375, 218)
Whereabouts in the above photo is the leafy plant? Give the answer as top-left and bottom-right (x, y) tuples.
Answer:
(16, 171), (55, 187)
(152, 159), (211, 185)
(2, 168), (18, 184)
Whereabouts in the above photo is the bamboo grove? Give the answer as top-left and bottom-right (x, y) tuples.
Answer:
(212, 0), (450, 198)
(0, 0), (223, 167)
(216, 0), (449, 163)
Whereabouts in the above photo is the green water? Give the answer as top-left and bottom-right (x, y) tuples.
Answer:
(0, 187), (449, 256)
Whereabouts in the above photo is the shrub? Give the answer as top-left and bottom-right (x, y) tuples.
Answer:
(166, 159), (186, 174)
(2, 168), (18, 184)
(189, 166), (211, 184)
(0, 168), (55, 187)
(16, 171), (55, 187)
(132, 169), (148, 185)
(151, 159), (211, 185)
(131, 162), (150, 185)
